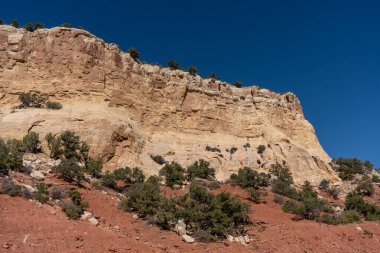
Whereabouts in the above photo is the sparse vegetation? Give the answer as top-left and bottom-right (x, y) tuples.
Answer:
(10, 19), (19, 28)
(187, 159), (215, 180)
(188, 66), (197, 76)
(372, 174), (380, 183)
(257, 145), (266, 154)
(208, 73), (219, 80)
(0, 178), (32, 198)
(45, 131), (89, 161)
(0, 138), (24, 176)
(84, 157), (103, 178)
(150, 155), (166, 165)
(230, 167), (270, 189)
(46, 101), (63, 110)
(159, 162), (186, 187)
(50, 186), (65, 200)
(205, 145), (221, 153)
(128, 48), (140, 61)
(22, 131), (41, 153)
(229, 147), (238, 155)
(52, 158), (84, 183)
(233, 81), (242, 88)
(355, 179), (374, 196)
(345, 192), (380, 221)
(270, 164), (299, 199)
(167, 60), (182, 70)
(60, 23), (72, 28)
(333, 158), (373, 181)
(34, 183), (49, 203)
(18, 92), (46, 108)
(24, 22), (45, 32)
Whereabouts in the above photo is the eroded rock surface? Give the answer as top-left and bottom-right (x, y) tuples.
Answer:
(0, 25), (339, 185)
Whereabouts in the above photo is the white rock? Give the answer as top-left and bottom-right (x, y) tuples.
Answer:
(227, 235), (234, 242)
(88, 217), (99, 226)
(30, 170), (44, 180)
(182, 235), (195, 243)
(21, 184), (36, 193)
(133, 214), (139, 220)
(81, 211), (93, 220)
(172, 184), (181, 190)
(175, 219), (187, 236)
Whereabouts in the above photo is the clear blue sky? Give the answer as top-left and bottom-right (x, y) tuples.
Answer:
(2, 0), (379, 167)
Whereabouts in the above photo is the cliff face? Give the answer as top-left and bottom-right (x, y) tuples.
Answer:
(0, 25), (339, 184)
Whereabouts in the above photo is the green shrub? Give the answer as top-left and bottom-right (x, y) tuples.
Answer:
(333, 158), (373, 181)
(61, 201), (83, 219)
(206, 146), (221, 152)
(100, 172), (117, 189)
(0, 178), (32, 198)
(372, 175), (380, 183)
(159, 162), (186, 187)
(0, 138), (24, 176)
(24, 23), (34, 32)
(207, 180), (221, 189)
(113, 167), (145, 185)
(46, 131), (89, 161)
(188, 66), (197, 76)
(229, 147), (238, 155)
(327, 186), (340, 199)
(233, 81), (242, 88)
(257, 145), (266, 154)
(128, 48), (139, 60)
(230, 167), (270, 189)
(187, 159), (215, 180)
(52, 158), (84, 183)
(60, 23), (72, 28)
(34, 183), (49, 203)
(208, 73), (219, 80)
(247, 187), (265, 204)
(0, 19), (3, 25)
(355, 180), (374, 196)
(270, 164), (299, 199)
(46, 101), (63, 110)
(167, 60), (182, 70)
(67, 189), (88, 209)
(50, 186), (65, 200)
(150, 155), (166, 165)
(273, 194), (284, 204)
(318, 179), (329, 191)
(22, 132), (41, 153)
(85, 157), (103, 178)
(10, 19), (19, 28)
(18, 92), (46, 108)
(345, 192), (380, 221)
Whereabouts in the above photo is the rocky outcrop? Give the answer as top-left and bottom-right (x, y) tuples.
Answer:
(0, 25), (340, 185)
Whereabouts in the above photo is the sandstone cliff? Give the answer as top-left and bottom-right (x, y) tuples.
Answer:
(0, 25), (339, 184)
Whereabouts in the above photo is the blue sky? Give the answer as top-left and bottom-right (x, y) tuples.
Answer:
(1, 0), (379, 167)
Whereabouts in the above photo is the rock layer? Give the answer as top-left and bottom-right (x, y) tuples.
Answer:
(0, 25), (339, 184)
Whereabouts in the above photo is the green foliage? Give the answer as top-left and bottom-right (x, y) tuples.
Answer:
(233, 81), (242, 88)
(247, 187), (266, 204)
(273, 194), (284, 204)
(230, 167), (270, 189)
(187, 159), (215, 180)
(257, 145), (266, 154)
(24, 22), (45, 32)
(22, 131), (41, 153)
(100, 167), (145, 191)
(0, 138), (24, 176)
(317, 210), (361, 225)
(318, 179), (330, 191)
(18, 92), (46, 108)
(0, 178), (32, 198)
(188, 66), (197, 76)
(67, 189), (88, 209)
(45, 131), (89, 161)
(355, 180), (374, 196)
(167, 60), (182, 70)
(208, 73), (219, 80)
(206, 146), (221, 152)
(10, 19), (19, 28)
(333, 158), (373, 181)
(270, 164), (299, 199)
(128, 47), (140, 60)
(52, 158), (84, 183)
(160, 162), (186, 187)
(34, 183), (49, 203)
(100, 172), (117, 189)
(50, 186), (65, 200)
(229, 147), (238, 155)
(150, 155), (166, 165)
(372, 175), (380, 183)
(345, 192), (380, 221)
(24, 23), (34, 32)
(61, 201), (82, 219)
(46, 101), (63, 110)
(85, 157), (103, 178)
(60, 23), (72, 28)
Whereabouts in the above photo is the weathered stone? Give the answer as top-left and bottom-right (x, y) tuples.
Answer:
(80, 211), (93, 220)
(88, 217), (99, 226)
(30, 170), (44, 180)
(182, 235), (195, 243)
(0, 25), (340, 186)
(174, 219), (187, 236)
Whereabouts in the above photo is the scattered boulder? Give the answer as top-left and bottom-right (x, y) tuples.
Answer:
(182, 234), (195, 243)
(80, 211), (93, 220)
(132, 214), (139, 220)
(88, 217), (99, 226)
(30, 170), (44, 180)
(175, 219), (187, 236)
(21, 184), (36, 194)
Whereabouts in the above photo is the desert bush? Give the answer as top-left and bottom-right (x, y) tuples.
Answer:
(34, 183), (49, 203)
(270, 164), (299, 199)
(333, 158), (373, 181)
(0, 138), (24, 176)
(187, 159), (215, 180)
(318, 179), (330, 191)
(167, 60), (182, 70)
(247, 187), (266, 204)
(230, 167), (270, 189)
(128, 47), (139, 60)
(100, 172), (117, 189)
(193, 229), (217, 242)
(18, 92), (46, 108)
(229, 147), (238, 155)
(257, 145), (266, 154)
(46, 101), (63, 110)
(372, 175), (380, 183)
(113, 167), (145, 185)
(208, 73), (218, 80)
(50, 186), (65, 200)
(67, 189), (88, 209)
(10, 19), (19, 28)
(61, 201), (83, 219)
(345, 192), (380, 221)
(273, 194), (284, 204)
(159, 162), (186, 187)
(207, 180), (221, 189)
(318, 210), (361, 225)
(52, 158), (84, 183)
(22, 131), (41, 153)
(46, 131), (89, 161)
(24, 23), (34, 32)
(188, 66), (197, 76)
(60, 23), (71, 28)
(206, 146), (221, 153)
(0, 178), (32, 198)
(85, 157), (103, 178)
(233, 81), (242, 88)
(150, 155), (166, 165)
(0, 19), (3, 25)
(355, 180), (374, 196)
(327, 186), (340, 199)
